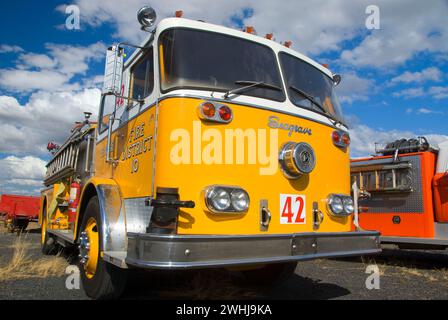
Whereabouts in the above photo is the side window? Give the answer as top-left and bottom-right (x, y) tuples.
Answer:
(130, 47), (154, 101)
(99, 94), (116, 134)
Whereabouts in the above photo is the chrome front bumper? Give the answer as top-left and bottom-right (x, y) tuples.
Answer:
(125, 231), (381, 269)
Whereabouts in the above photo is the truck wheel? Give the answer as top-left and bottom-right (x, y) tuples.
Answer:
(14, 219), (29, 234)
(41, 210), (58, 255)
(241, 262), (297, 286)
(78, 196), (127, 300)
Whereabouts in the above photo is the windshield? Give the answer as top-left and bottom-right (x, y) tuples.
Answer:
(279, 52), (344, 122)
(159, 28), (285, 102)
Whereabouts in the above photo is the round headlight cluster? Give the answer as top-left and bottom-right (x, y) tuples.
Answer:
(205, 186), (250, 213)
(327, 194), (354, 216)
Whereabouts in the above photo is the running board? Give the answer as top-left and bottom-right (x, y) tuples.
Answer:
(48, 229), (74, 245)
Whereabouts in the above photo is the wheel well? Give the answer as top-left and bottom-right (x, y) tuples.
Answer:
(76, 184), (97, 240)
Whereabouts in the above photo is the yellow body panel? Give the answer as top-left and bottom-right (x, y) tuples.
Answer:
(154, 98), (351, 235)
(92, 97), (350, 235)
(40, 183), (69, 231)
(94, 108), (157, 198)
(43, 96), (351, 238)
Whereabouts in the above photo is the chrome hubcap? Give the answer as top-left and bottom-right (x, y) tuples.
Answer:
(78, 231), (90, 265)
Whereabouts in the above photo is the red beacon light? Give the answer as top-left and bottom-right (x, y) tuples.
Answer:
(284, 41), (293, 48)
(175, 10), (183, 18)
(244, 26), (256, 34)
(265, 33), (273, 40)
(321, 63), (329, 69)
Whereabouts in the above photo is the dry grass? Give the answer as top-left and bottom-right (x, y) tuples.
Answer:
(0, 218), (8, 234)
(396, 266), (439, 282)
(360, 254), (444, 281)
(0, 235), (68, 281)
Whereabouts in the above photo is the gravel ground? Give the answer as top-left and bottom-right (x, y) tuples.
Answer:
(0, 224), (447, 300)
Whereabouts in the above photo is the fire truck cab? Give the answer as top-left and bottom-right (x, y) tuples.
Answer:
(40, 7), (380, 299)
(351, 137), (448, 249)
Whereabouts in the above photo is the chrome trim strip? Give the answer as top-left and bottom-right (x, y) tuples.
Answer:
(126, 249), (381, 269)
(127, 230), (377, 240)
(125, 231), (380, 269)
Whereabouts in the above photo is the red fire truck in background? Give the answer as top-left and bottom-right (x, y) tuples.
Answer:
(351, 137), (448, 249)
(0, 194), (40, 232)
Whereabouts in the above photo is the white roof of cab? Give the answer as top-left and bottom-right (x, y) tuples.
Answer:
(131, 17), (334, 78)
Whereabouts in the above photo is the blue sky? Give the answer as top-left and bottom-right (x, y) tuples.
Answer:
(0, 0), (447, 195)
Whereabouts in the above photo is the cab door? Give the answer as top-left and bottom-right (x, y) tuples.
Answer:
(95, 45), (159, 199)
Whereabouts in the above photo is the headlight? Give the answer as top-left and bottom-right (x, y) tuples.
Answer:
(327, 194), (354, 216)
(328, 195), (344, 215)
(207, 188), (231, 211)
(204, 186), (249, 213)
(231, 189), (250, 212)
(342, 197), (354, 214)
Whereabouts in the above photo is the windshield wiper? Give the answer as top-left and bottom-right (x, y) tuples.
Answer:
(289, 85), (342, 125)
(223, 80), (282, 99)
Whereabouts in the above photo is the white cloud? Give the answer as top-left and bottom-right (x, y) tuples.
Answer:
(390, 67), (442, 85)
(17, 53), (57, 69)
(336, 72), (373, 104)
(0, 156), (46, 195)
(0, 88), (100, 155)
(339, 1), (448, 67)
(0, 156), (46, 180)
(0, 69), (74, 92)
(0, 42), (106, 93)
(416, 108), (443, 115)
(350, 124), (448, 157)
(428, 86), (448, 99)
(0, 44), (24, 53)
(45, 42), (106, 76)
(393, 86), (448, 100)
(393, 87), (425, 99)
(66, 0), (448, 69)
(60, 0), (251, 43)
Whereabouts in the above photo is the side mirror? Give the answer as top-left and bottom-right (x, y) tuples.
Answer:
(102, 46), (124, 96)
(102, 44), (144, 106)
(333, 74), (342, 86)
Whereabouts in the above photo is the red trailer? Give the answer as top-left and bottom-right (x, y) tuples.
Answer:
(0, 194), (40, 232)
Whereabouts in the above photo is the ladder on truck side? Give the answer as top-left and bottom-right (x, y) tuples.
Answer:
(44, 125), (94, 186)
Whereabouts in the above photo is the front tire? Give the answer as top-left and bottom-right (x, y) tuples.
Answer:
(78, 196), (127, 300)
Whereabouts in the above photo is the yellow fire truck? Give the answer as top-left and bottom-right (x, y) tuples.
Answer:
(39, 6), (380, 299)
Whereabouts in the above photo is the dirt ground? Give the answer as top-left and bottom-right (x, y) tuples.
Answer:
(0, 223), (447, 300)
